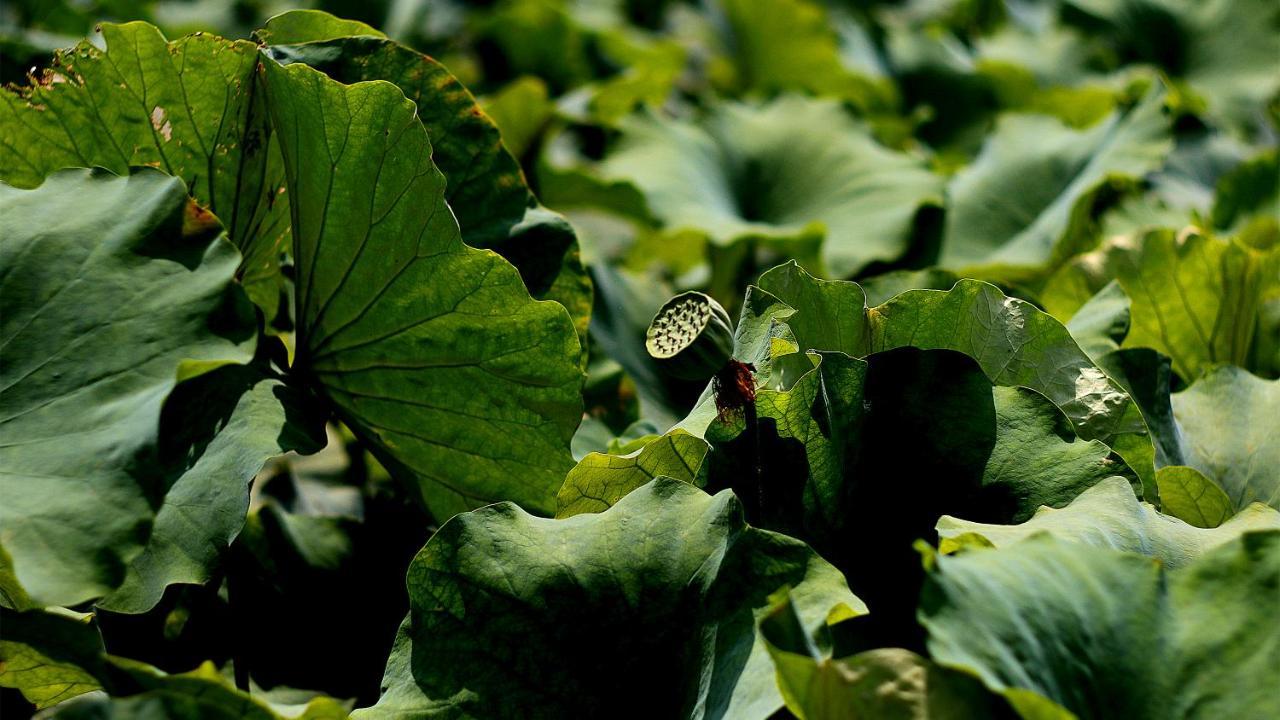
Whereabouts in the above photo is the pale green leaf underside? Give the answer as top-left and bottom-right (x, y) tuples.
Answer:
(1172, 366), (1280, 512)
(922, 531), (1280, 719)
(937, 476), (1280, 569)
(98, 366), (328, 613)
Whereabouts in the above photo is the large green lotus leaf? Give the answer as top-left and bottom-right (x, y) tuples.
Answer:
(757, 262), (1155, 491)
(703, 348), (1135, 647)
(259, 11), (591, 335)
(713, 0), (893, 110)
(360, 478), (864, 720)
(97, 363), (328, 613)
(937, 476), (1280, 568)
(868, 281), (1153, 489)
(938, 83), (1171, 278)
(0, 22), (289, 316)
(555, 428), (709, 517)
(1065, 0), (1280, 131)
(598, 96), (942, 278)
(0, 607), (349, 718)
(920, 531), (1280, 720)
(1172, 366), (1279, 511)
(259, 59), (583, 519)
(979, 386), (1137, 520)
(760, 595), (1015, 720)
(1042, 228), (1280, 380)
(0, 168), (254, 607)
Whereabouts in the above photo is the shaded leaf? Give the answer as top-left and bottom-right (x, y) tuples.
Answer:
(1064, 280), (1130, 360)
(760, 596), (1012, 720)
(0, 609), (106, 709)
(1066, 0), (1280, 131)
(868, 279), (1154, 489)
(1211, 149), (1278, 233)
(702, 348), (1135, 649)
(0, 607), (349, 718)
(857, 268), (959, 307)
(714, 0), (893, 111)
(0, 168), (254, 607)
(362, 478), (863, 720)
(1094, 347), (1185, 467)
(98, 364), (328, 613)
(482, 77), (552, 158)
(749, 263), (1155, 490)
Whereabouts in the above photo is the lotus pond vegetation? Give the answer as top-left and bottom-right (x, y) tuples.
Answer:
(1, 0), (1278, 718)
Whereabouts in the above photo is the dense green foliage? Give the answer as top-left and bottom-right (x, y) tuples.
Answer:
(1, 0), (1277, 718)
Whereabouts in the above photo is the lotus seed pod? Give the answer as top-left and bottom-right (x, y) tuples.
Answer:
(645, 291), (735, 381)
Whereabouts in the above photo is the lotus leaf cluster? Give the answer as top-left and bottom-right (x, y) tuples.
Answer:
(1, 2), (1277, 719)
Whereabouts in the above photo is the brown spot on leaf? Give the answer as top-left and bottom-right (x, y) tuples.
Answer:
(183, 200), (220, 240)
